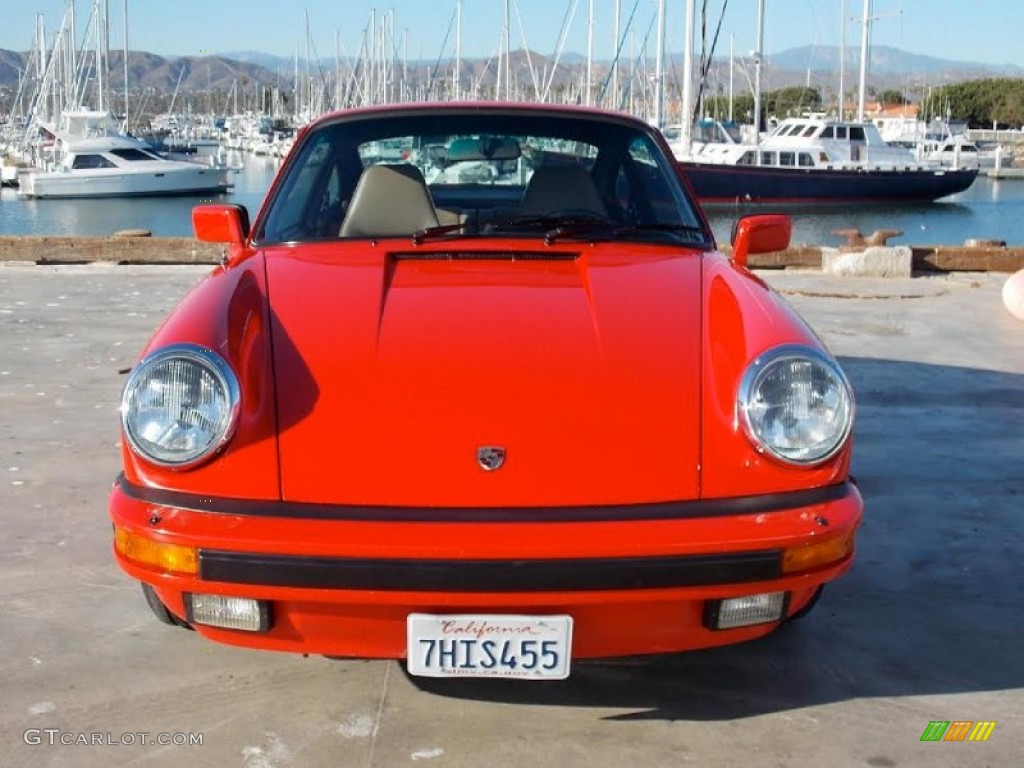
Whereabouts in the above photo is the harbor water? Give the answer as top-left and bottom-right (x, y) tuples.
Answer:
(2, 152), (1024, 248)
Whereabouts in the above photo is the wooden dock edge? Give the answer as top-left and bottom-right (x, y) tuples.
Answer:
(0, 236), (1022, 273)
(0, 236), (226, 265)
(740, 243), (1024, 273)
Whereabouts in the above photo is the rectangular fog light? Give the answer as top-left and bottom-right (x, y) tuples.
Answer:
(705, 592), (787, 630)
(185, 593), (270, 632)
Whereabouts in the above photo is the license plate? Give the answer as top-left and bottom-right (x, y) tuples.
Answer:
(406, 614), (573, 680)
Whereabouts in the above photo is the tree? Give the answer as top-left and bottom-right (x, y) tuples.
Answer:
(921, 78), (1024, 127)
(879, 89), (908, 106)
(764, 86), (822, 118)
(700, 87), (820, 126)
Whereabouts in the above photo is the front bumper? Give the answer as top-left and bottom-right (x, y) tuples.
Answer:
(109, 476), (862, 658)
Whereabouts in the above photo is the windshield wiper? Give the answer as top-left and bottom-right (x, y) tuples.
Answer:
(543, 221), (709, 245)
(609, 223), (708, 239)
(411, 221), (473, 244)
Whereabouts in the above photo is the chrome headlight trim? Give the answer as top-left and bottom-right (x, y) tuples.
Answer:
(120, 343), (241, 469)
(738, 344), (854, 466)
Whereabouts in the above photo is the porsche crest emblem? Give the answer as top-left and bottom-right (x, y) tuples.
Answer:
(477, 446), (506, 471)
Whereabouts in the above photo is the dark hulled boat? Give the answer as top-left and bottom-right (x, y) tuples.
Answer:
(671, 115), (979, 206)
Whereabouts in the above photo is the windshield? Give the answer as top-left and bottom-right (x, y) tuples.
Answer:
(256, 110), (710, 247)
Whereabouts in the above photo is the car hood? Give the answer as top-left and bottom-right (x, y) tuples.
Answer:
(264, 241), (703, 507)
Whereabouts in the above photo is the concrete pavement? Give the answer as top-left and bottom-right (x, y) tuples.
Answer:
(0, 264), (1021, 767)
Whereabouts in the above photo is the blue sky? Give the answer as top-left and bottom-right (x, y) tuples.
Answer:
(3, 1), (1022, 68)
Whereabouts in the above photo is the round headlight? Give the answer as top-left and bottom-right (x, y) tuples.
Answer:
(121, 344), (240, 468)
(738, 345), (853, 465)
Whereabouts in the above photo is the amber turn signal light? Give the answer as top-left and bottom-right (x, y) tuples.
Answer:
(781, 531), (855, 574)
(114, 526), (198, 575)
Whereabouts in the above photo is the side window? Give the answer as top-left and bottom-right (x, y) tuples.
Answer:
(780, 152), (795, 166)
(261, 135), (334, 241)
(798, 153), (815, 167)
(849, 126), (866, 141)
(626, 136), (676, 224)
(308, 164), (343, 237)
(820, 126), (835, 138)
(72, 154), (115, 169)
(612, 164), (634, 219)
(622, 135), (703, 230)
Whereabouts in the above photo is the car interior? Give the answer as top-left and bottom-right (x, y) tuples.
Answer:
(256, 114), (708, 246)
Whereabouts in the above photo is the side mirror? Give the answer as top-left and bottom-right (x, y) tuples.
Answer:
(730, 214), (791, 268)
(193, 204), (250, 245)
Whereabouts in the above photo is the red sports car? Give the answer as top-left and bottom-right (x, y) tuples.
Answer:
(110, 103), (861, 680)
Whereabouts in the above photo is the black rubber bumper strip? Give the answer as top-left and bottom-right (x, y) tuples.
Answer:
(116, 475), (853, 524)
(198, 550), (782, 592)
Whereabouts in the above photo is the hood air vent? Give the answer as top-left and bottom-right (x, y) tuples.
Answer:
(391, 251), (579, 262)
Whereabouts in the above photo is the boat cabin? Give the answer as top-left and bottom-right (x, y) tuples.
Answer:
(693, 116), (925, 171)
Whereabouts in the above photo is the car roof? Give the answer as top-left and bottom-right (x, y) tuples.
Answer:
(306, 102), (656, 134)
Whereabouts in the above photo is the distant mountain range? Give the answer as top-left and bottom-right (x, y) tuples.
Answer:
(217, 45), (1022, 80)
(0, 50), (282, 95)
(0, 44), (1019, 102)
(768, 45), (1021, 77)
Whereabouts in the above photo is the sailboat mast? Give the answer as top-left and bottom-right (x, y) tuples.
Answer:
(857, 0), (870, 121)
(728, 33), (734, 123)
(69, 0), (76, 100)
(505, 0), (512, 99)
(96, 0), (105, 112)
(680, 0), (695, 152)
(123, 0), (129, 128)
(838, 0), (845, 118)
(752, 0), (765, 152)
(612, 0), (620, 108)
(454, 0), (462, 99)
(304, 10), (311, 117)
(653, 0), (665, 127)
(586, 0), (594, 106)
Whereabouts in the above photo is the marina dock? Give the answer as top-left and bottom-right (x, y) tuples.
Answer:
(1, 235), (1022, 273)
(985, 167), (1024, 179)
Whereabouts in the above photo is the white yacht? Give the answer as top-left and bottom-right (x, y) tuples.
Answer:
(17, 110), (231, 199)
(919, 134), (1007, 170)
(693, 115), (929, 169)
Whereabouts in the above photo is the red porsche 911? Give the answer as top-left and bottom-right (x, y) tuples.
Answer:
(110, 103), (861, 680)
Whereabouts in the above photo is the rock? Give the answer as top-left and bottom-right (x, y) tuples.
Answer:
(822, 245), (913, 278)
